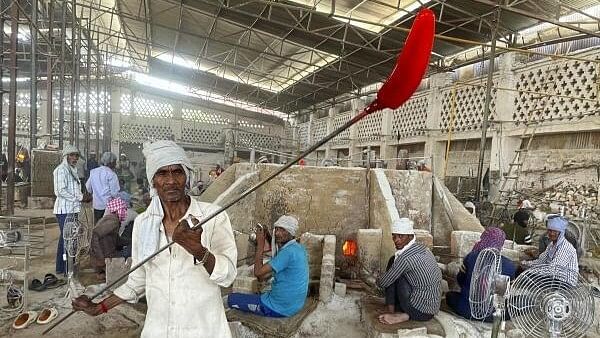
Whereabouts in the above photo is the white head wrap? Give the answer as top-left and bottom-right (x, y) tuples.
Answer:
(62, 145), (80, 157)
(137, 140), (193, 260)
(100, 152), (117, 166)
(391, 217), (414, 235)
(464, 201), (476, 216)
(520, 199), (533, 209)
(274, 215), (299, 236)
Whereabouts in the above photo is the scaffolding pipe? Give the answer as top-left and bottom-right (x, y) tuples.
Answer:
(475, 8), (500, 202)
(30, 0), (38, 150)
(69, 0), (76, 146)
(95, 31), (100, 155)
(58, 1), (66, 148)
(46, 0), (54, 140)
(0, 0), (4, 158)
(85, 19), (91, 158)
(7, 1), (20, 215)
(74, 9), (81, 149)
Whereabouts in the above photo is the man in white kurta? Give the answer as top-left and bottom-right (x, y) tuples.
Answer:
(72, 140), (237, 338)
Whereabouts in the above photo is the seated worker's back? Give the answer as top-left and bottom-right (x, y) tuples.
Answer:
(261, 239), (309, 316)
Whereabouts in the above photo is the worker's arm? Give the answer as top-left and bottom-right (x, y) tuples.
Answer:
(253, 227), (273, 281)
(108, 171), (120, 197)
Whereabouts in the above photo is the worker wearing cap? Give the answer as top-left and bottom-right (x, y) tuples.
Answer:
(521, 216), (578, 285)
(377, 218), (441, 325)
(228, 215), (309, 317)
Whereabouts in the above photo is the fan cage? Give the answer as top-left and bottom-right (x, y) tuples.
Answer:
(469, 248), (502, 320)
(507, 264), (594, 338)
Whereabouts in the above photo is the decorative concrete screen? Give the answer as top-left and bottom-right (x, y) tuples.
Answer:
(181, 127), (223, 146)
(237, 131), (280, 149)
(298, 122), (310, 149)
(439, 79), (497, 133)
(182, 108), (230, 125)
(513, 59), (600, 124)
(356, 110), (383, 142)
(391, 91), (429, 138)
(120, 123), (173, 142)
(120, 94), (174, 118)
(331, 111), (351, 146)
(311, 118), (327, 143)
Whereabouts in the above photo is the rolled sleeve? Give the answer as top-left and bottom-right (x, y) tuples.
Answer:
(201, 210), (237, 287)
(113, 217), (147, 303)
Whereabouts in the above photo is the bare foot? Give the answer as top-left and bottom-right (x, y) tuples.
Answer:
(378, 313), (409, 325)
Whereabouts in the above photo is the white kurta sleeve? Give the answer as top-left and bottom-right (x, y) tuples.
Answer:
(114, 216), (147, 303)
(201, 209), (237, 287)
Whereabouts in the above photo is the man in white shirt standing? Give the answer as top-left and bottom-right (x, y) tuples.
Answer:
(72, 140), (237, 338)
(86, 152), (120, 223)
(53, 145), (89, 276)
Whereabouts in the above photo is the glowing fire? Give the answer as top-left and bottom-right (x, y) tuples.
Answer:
(342, 240), (358, 257)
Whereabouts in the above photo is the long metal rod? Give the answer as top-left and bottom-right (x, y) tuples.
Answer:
(43, 104), (378, 334)
(95, 29), (100, 155)
(29, 0), (38, 150)
(74, 11), (81, 149)
(58, 1), (66, 148)
(46, 0), (54, 141)
(85, 18), (91, 158)
(475, 8), (500, 202)
(69, 0), (76, 146)
(7, 1), (19, 215)
(0, 0), (5, 164)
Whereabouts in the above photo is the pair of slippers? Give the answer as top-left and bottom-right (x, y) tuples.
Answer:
(29, 274), (66, 292)
(12, 308), (58, 329)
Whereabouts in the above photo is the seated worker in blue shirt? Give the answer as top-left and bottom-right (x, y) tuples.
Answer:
(228, 215), (309, 317)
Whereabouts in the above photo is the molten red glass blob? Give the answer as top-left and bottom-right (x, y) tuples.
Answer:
(365, 8), (436, 114)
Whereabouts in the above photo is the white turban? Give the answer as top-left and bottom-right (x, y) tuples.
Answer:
(274, 215), (299, 236)
(143, 140), (192, 183)
(100, 152), (117, 166)
(391, 217), (414, 235)
(138, 140), (193, 260)
(62, 145), (80, 157)
(520, 199), (533, 209)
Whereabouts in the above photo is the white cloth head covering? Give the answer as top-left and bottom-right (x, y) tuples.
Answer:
(100, 152), (117, 166)
(137, 140), (193, 260)
(274, 215), (299, 236)
(62, 145), (80, 157)
(464, 201), (476, 216)
(391, 217), (414, 235)
(520, 199), (533, 209)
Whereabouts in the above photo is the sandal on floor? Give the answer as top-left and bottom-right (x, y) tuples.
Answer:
(29, 278), (46, 292)
(12, 311), (38, 329)
(43, 273), (66, 289)
(36, 307), (59, 324)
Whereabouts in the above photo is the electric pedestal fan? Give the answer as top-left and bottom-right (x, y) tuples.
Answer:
(507, 264), (595, 338)
(469, 248), (510, 338)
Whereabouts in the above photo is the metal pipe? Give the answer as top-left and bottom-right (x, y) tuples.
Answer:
(95, 30), (100, 155)
(85, 18), (91, 159)
(69, 0), (76, 146)
(58, 1), (66, 148)
(7, 1), (20, 215)
(46, 0), (54, 141)
(30, 0), (38, 150)
(0, 0), (5, 159)
(74, 12), (81, 149)
(475, 8), (499, 202)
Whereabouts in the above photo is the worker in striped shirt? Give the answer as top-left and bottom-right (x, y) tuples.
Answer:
(53, 145), (90, 275)
(377, 218), (442, 325)
(521, 216), (578, 285)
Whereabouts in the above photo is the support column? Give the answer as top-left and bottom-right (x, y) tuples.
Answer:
(171, 101), (183, 141)
(380, 108), (394, 168)
(424, 72), (453, 177)
(110, 88), (122, 155)
(488, 52), (521, 200)
(324, 107), (336, 160)
(348, 97), (365, 168)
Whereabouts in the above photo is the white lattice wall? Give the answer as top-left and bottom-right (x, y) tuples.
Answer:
(120, 123), (173, 142)
(311, 118), (327, 143)
(391, 92), (429, 138)
(331, 111), (351, 145)
(181, 126), (222, 146)
(356, 111), (382, 142)
(297, 122), (310, 149)
(439, 79), (498, 132)
(237, 131), (280, 149)
(513, 59), (600, 124)
(182, 108), (230, 125)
